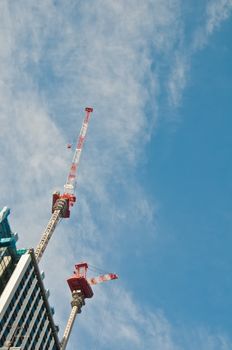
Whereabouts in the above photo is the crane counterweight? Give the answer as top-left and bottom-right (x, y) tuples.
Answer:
(67, 262), (118, 299)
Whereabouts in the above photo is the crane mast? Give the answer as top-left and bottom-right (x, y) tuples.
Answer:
(60, 290), (85, 350)
(35, 107), (93, 263)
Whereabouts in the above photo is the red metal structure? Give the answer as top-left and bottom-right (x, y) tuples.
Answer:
(67, 262), (93, 298)
(67, 262), (118, 299)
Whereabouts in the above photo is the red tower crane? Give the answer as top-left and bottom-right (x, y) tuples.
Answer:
(60, 262), (118, 350)
(35, 107), (93, 263)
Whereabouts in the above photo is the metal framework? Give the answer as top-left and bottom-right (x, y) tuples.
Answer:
(34, 108), (93, 263)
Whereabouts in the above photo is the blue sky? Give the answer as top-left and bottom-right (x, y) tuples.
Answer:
(0, 1), (232, 349)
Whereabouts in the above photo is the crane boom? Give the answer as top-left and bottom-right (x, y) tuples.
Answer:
(87, 273), (118, 285)
(64, 107), (93, 195)
(34, 108), (93, 263)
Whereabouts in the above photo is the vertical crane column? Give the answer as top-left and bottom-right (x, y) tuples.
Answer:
(60, 290), (85, 350)
(35, 199), (67, 263)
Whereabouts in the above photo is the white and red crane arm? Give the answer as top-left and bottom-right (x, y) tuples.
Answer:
(87, 273), (118, 286)
(64, 107), (93, 195)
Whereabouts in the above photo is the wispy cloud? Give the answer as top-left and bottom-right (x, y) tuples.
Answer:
(206, 0), (232, 35)
(73, 286), (180, 350)
(167, 0), (232, 106)
(69, 286), (232, 350)
(168, 53), (189, 107)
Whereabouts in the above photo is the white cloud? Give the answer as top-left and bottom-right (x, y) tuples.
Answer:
(168, 53), (189, 107)
(67, 285), (232, 350)
(70, 286), (180, 350)
(206, 0), (232, 35)
(168, 0), (232, 107)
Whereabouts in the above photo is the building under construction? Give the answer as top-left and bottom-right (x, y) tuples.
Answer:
(0, 108), (118, 349)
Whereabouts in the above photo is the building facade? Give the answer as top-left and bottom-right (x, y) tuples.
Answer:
(0, 208), (60, 350)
